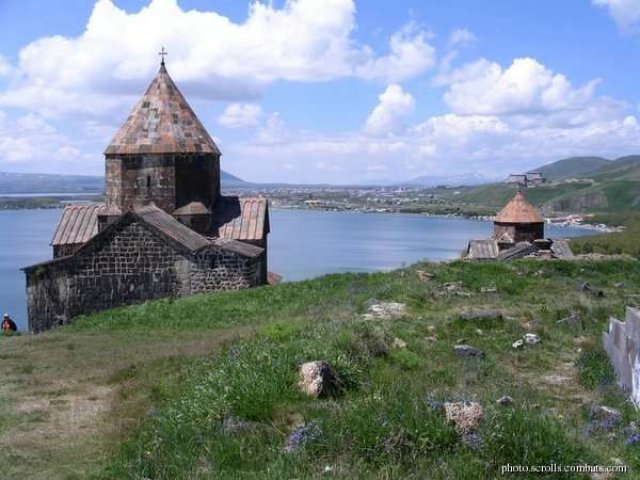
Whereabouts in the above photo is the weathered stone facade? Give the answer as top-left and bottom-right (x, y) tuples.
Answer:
(25, 212), (261, 332)
(23, 60), (270, 332)
(105, 153), (220, 215)
(493, 221), (544, 244)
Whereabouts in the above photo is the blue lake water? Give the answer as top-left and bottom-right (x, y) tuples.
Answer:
(0, 208), (596, 331)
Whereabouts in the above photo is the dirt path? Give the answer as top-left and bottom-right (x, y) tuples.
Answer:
(0, 327), (254, 479)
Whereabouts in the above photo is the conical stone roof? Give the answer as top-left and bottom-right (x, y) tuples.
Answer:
(494, 191), (544, 224)
(105, 63), (220, 155)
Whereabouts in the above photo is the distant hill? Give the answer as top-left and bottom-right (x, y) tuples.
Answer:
(0, 170), (251, 194)
(221, 171), (252, 187)
(584, 155), (640, 179)
(455, 154), (640, 214)
(528, 156), (611, 180)
(0, 172), (104, 194)
(401, 172), (499, 187)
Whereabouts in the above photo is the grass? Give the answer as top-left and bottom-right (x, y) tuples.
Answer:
(571, 212), (640, 258)
(2, 259), (640, 478)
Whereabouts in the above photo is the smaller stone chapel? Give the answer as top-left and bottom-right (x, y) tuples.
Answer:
(23, 57), (270, 333)
(464, 190), (573, 260)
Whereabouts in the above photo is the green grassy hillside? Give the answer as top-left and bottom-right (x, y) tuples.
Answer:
(452, 155), (640, 214)
(571, 213), (640, 258)
(530, 157), (610, 180)
(454, 182), (598, 213)
(587, 156), (640, 179)
(2, 260), (639, 479)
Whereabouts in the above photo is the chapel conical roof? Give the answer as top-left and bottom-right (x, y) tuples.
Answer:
(494, 191), (544, 224)
(105, 62), (220, 155)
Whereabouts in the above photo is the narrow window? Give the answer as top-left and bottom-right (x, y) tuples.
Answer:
(146, 175), (151, 192)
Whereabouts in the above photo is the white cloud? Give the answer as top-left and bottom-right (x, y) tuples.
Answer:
(226, 55), (640, 184)
(364, 85), (415, 136)
(355, 23), (436, 82)
(256, 112), (290, 144)
(0, 0), (435, 119)
(0, 112), (98, 171)
(592, 0), (640, 31)
(218, 103), (263, 128)
(448, 28), (476, 48)
(435, 28), (477, 84)
(441, 57), (614, 124)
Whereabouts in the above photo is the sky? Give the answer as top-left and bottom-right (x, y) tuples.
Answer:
(0, 0), (640, 184)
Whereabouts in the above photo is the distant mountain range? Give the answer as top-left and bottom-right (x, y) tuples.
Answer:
(2, 154), (640, 215)
(0, 170), (251, 194)
(399, 172), (502, 187)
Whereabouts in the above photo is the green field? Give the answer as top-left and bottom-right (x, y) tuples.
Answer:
(2, 259), (639, 479)
(571, 213), (640, 258)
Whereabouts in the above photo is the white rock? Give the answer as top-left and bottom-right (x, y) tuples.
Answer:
(524, 333), (541, 345)
(392, 337), (407, 349)
(362, 302), (407, 320)
(444, 402), (484, 432)
(512, 339), (524, 349)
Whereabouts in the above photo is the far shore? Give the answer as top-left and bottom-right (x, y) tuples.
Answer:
(0, 192), (619, 233)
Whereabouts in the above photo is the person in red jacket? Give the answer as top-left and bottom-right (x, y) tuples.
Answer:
(2, 314), (17, 332)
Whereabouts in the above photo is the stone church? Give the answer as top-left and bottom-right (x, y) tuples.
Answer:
(23, 59), (270, 333)
(464, 191), (573, 260)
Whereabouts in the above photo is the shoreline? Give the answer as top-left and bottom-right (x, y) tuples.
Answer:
(0, 197), (615, 233)
(271, 204), (610, 232)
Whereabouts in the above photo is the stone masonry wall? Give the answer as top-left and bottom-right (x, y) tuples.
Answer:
(603, 307), (640, 408)
(190, 247), (259, 293)
(106, 154), (176, 212)
(27, 217), (186, 332)
(26, 216), (262, 332)
(493, 222), (544, 244)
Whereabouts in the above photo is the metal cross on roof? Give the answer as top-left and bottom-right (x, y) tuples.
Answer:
(158, 47), (168, 66)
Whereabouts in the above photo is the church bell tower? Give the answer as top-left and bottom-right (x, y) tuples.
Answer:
(101, 51), (221, 234)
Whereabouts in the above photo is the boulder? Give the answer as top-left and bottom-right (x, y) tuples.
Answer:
(363, 302), (407, 320)
(443, 282), (463, 292)
(496, 395), (514, 407)
(284, 423), (322, 454)
(444, 401), (484, 432)
(590, 405), (622, 425)
(416, 270), (434, 281)
(454, 344), (483, 358)
(460, 310), (502, 321)
(524, 333), (541, 345)
(297, 361), (340, 398)
(392, 337), (407, 349)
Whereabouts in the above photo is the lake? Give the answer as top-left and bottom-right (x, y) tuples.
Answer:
(0, 208), (596, 331)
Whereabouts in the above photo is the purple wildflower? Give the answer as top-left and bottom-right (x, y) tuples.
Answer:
(284, 423), (322, 453)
